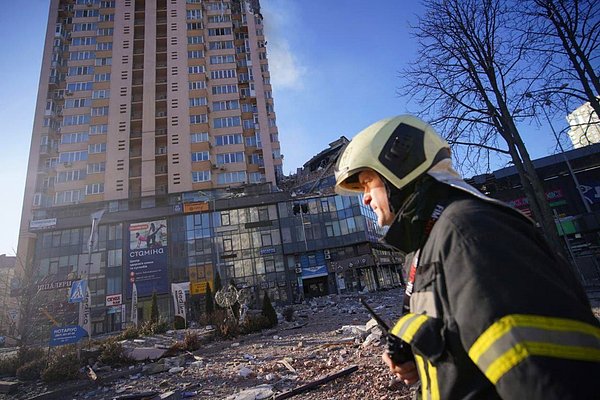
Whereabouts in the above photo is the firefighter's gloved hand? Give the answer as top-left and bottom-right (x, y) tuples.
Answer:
(386, 333), (414, 365)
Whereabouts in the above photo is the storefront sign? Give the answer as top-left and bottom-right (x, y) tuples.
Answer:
(301, 265), (328, 279)
(105, 294), (122, 306)
(183, 202), (209, 213)
(37, 279), (73, 292)
(30, 218), (57, 230)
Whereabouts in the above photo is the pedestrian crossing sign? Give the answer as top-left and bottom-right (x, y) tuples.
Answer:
(69, 280), (87, 303)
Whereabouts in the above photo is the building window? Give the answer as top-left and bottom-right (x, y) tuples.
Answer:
(248, 172), (264, 183)
(65, 98), (91, 108)
(91, 106), (109, 116)
(208, 27), (232, 36)
(212, 100), (239, 111)
(88, 143), (107, 154)
(190, 114), (208, 124)
(61, 132), (88, 144)
(87, 162), (106, 174)
(191, 151), (209, 162)
(188, 35), (204, 44)
(90, 124), (108, 134)
(186, 9), (202, 20)
(63, 114), (91, 126)
(95, 57), (112, 66)
(71, 37), (97, 46)
(86, 183), (104, 195)
(188, 65), (205, 74)
(68, 66), (94, 76)
(67, 82), (94, 92)
(217, 152), (244, 164)
(211, 84), (237, 95)
(57, 169), (86, 183)
(190, 132), (209, 143)
(210, 55), (235, 64)
(96, 42), (113, 51)
(94, 73), (111, 82)
(215, 134), (242, 146)
(92, 89), (110, 99)
(217, 171), (246, 184)
(73, 23), (97, 32)
(97, 28), (114, 36)
(208, 40), (234, 50)
(58, 151), (87, 163)
(187, 22), (203, 30)
(55, 189), (83, 205)
(189, 97), (207, 107)
(213, 116), (241, 128)
(70, 51), (95, 60)
(189, 81), (207, 90)
(188, 50), (205, 59)
(192, 170), (211, 182)
(210, 69), (236, 80)
(207, 14), (230, 23)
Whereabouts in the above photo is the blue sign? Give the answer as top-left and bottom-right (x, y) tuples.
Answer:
(301, 265), (329, 279)
(50, 325), (88, 347)
(580, 180), (600, 205)
(259, 247), (276, 255)
(69, 280), (87, 303)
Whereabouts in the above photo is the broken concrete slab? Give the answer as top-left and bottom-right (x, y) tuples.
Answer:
(126, 347), (167, 361)
(0, 380), (19, 394)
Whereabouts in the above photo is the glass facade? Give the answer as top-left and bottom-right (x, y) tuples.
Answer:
(27, 191), (404, 339)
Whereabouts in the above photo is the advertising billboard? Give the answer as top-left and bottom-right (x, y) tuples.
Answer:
(127, 219), (169, 297)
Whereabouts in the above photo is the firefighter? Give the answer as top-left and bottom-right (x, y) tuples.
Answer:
(335, 115), (600, 399)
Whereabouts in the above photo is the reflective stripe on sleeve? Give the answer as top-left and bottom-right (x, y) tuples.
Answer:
(415, 355), (429, 400)
(414, 354), (440, 400)
(468, 314), (600, 384)
(390, 313), (429, 343)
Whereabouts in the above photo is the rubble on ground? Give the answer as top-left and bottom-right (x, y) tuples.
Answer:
(5, 289), (598, 400)
(1, 288), (417, 400)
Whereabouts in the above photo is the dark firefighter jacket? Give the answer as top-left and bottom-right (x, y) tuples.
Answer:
(384, 178), (600, 400)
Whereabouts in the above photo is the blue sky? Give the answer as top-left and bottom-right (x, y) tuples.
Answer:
(0, 0), (571, 256)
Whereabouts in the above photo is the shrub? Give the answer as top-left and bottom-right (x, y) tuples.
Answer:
(41, 348), (80, 383)
(213, 309), (239, 339)
(261, 291), (278, 327)
(0, 355), (18, 377)
(118, 325), (139, 340)
(150, 291), (159, 323)
(139, 319), (169, 336)
(16, 358), (46, 381)
(283, 306), (295, 322)
(98, 338), (133, 367)
(183, 330), (201, 351)
(18, 346), (45, 365)
(173, 316), (186, 330)
(205, 283), (214, 316)
(240, 314), (272, 334)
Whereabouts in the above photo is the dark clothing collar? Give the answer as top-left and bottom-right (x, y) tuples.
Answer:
(383, 177), (455, 254)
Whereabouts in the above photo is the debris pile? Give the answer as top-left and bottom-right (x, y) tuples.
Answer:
(2, 289), (414, 399)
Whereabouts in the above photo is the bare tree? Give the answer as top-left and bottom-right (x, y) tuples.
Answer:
(525, 0), (599, 110)
(13, 253), (43, 346)
(520, 0), (600, 144)
(400, 0), (568, 260)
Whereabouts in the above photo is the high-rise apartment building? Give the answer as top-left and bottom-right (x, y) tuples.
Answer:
(16, 0), (282, 336)
(567, 100), (600, 148)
